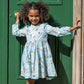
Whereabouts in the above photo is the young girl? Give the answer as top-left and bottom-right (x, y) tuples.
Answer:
(12, 1), (80, 84)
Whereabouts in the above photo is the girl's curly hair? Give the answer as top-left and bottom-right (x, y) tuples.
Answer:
(20, 1), (49, 24)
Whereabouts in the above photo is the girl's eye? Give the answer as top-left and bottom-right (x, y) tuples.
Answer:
(29, 15), (33, 17)
(35, 15), (39, 17)
(29, 15), (39, 17)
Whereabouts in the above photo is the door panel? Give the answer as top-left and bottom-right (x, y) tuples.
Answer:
(9, 0), (73, 84)
(0, 0), (8, 84)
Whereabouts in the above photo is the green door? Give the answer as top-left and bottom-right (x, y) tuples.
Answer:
(8, 0), (73, 84)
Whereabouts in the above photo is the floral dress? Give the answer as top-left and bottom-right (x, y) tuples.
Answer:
(12, 22), (71, 80)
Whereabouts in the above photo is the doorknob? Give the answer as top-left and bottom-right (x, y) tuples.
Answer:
(9, 14), (12, 17)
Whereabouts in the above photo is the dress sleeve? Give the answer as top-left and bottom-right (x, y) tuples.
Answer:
(44, 23), (72, 37)
(12, 23), (27, 37)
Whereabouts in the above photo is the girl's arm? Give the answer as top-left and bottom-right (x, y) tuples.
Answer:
(12, 23), (27, 37)
(12, 12), (27, 37)
(45, 24), (71, 37)
(45, 17), (80, 37)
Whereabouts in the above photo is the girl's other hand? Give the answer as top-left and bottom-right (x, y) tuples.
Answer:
(14, 12), (20, 18)
(14, 12), (20, 24)
(70, 17), (80, 31)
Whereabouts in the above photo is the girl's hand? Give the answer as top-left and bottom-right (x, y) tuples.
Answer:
(70, 17), (80, 31)
(14, 12), (20, 24)
(15, 12), (20, 18)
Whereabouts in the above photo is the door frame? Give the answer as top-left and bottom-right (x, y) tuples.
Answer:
(73, 0), (84, 84)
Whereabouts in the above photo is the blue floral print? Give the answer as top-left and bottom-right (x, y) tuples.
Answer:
(12, 22), (71, 80)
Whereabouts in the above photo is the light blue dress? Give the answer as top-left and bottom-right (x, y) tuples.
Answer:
(12, 22), (71, 80)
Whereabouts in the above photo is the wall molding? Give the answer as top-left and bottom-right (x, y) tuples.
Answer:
(16, 0), (63, 5)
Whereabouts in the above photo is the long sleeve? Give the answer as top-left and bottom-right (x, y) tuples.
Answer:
(12, 23), (27, 37)
(44, 23), (71, 37)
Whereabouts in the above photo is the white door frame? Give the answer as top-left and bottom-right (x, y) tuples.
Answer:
(73, 0), (84, 84)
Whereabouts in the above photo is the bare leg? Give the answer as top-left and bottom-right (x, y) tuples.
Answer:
(29, 79), (36, 84)
(26, 80), (31, 84)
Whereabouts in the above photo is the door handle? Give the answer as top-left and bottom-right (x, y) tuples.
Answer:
(9, 14), (12, 17)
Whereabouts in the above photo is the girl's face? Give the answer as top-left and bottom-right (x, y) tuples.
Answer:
(27, 9), (40, 25)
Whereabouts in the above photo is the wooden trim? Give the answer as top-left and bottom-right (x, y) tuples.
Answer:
(73, 0), (84, 84)
(81, 0), (84, 83)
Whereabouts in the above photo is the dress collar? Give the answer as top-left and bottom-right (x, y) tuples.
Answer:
(31, 23), (41, 27)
